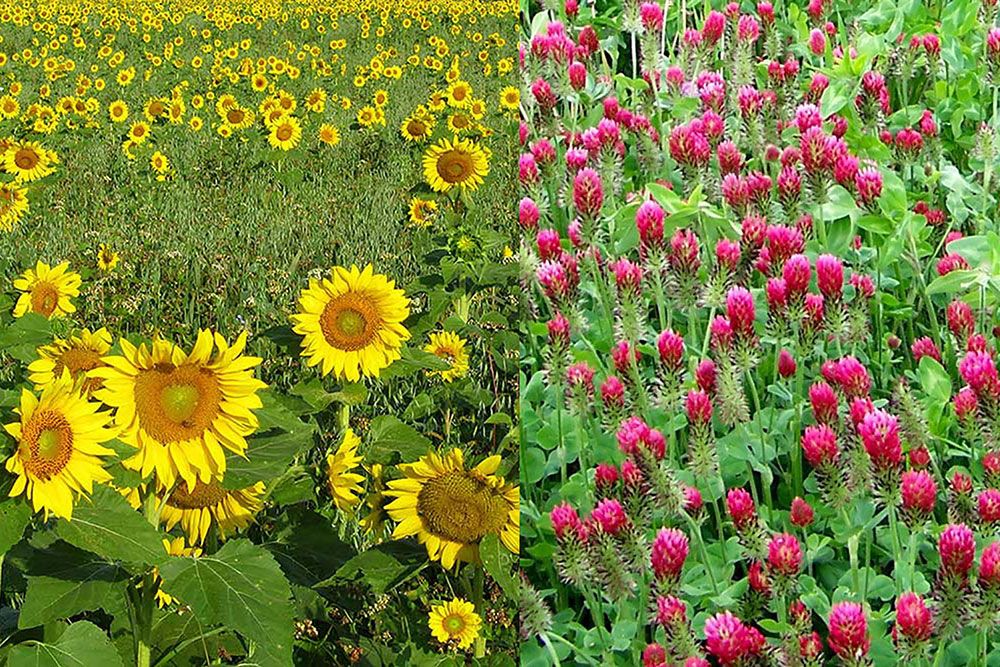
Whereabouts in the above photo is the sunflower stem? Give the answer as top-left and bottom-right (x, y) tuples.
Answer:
(472, 563), (486, 658)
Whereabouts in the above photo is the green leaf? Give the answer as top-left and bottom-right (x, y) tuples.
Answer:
(158, 539), (294, 666)
(480, 534), (517, 600)
(918, 356), (953, 404)
(8, 621), (123, 667)
(54, 486), (167, 570)
(0, 496), (31, 555)
(263, 506), (353, 588)
(223, 430), (313, 489)
(0, 313), (53, 364)
(19, 541), (129, 629)
(925, 268), (980, 295)
(364, 415), (432, 465)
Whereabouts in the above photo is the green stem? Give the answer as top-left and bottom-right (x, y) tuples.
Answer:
(152, 627), (228, 667)
(472, 564), (486, 658)
(746, 371), (772, 511)
(842, 507), (861, 598)
(887, 504), (904, 596)
(685, 513), (720, 597)
(712, 498), (730, 565)
(555, 384), (567, 486)
(906, 529), (918, 591)
(931, 636), (948, 667)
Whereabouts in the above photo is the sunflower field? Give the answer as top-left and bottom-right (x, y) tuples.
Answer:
(520, 0), (1000, 664)
(0, 0), (520, 665)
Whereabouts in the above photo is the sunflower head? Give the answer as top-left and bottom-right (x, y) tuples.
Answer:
(160, 480), (265, 545)
(290, 265), (411, 382)
(428, 598), (482, 649)
(422, 137), (489, 193)
(424, 331), (469, 382)
(12, 261), (81, 319)
(385, 448), (519, 569)
(327, 428), (365, 511)
(29, 328), (112, 395)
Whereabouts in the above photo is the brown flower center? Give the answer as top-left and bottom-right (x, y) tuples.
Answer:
(134, 363), (221, 443)
(167, 480), (228, 509)
(19, 410), (73, 480)
(416, 470), (510, 544)
(14, 148), (40, 171)
(319, 292), (382, 351)
(436, 149), (473, 184)
(29, 281), (60, 316)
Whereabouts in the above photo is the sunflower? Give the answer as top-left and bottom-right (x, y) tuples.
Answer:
(290, 264), (411, 381)
(0, 95), (21, 119)
(359, 462), (388, 536)
(150, 151), (171, 175)
(318, 123), (340, 146)
(3, 141), (57, 183)
(128, 121), (151, 144)
(499, 86), (520, 111)
(446, 112), (473, 134)
(0, 182), (29, 232)
(422, 137), (489, 193)
(108, 100), (128, 123)
(446, 80), (473, 108)
(3, 371), (116, 520)
(424, 332), (469, 382)
(29, 328), (112, 395)
(12, 261), (81, 319)
(408, 197), (438, 227)
(159, 479), (265, 545)
(326, 428), (364, 511)
(428, 598), (482, 649)
(400, 114), (434, 142)
(356, 105), (378, 128)
(153, 537), (202, 607)
(268, 116), (302, 150)
(385, 449), (519, 569)
(97, 243), (120, 272)
(222, 106), (254, 130)
(90, 330), (266, 489)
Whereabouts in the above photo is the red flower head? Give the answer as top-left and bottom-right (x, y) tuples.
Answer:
(655, 595), (687, 627)
(778, 349), (797, 378)
(849, 396), (875, 427)
(768, 533), (803, 576)
(901, 470), (937, 516)
(858, 409), (902, 470)
(651, 528), (689, 581)
(836, 356), (872, 398)
(766, 278), (788, 315)
(642, 643), (667, 667)
(748, 560), (770, 593)
(696, 359), (717, 393)
(767, 225), (805, 267)
(610, 258), (643, 297)
(636, 200), (666, 250)
(669, 123), (711, 167)
(683, 485), (704, 514)
(567, 60), (587, 90)
(980, 541), (1000, 588)
(685, 389), (713, 426)
(621, 459), (644, 488)
(959, 351), (1000, 399)
(790, 496), (814, 527)
(550, 502), (584, 541)
(894, 592), (933, 643)
(809, 381), (839, 424)
(741, 214), (768, 249)
(600, 375), (625, 408)
(611, 340), (639, 374)
(911, 337), (942, 364)
(703, 10), (726, 44)
(725, 286), (756, 337)
(938, 523), (975, 577)
(908, 446), (931, 469)
(594, 463), (619, 491)
(978, 488), (1000, 524)
(547, 313), (571, 347)
(616, 416), (650, 457)
(828, 602), (870, 660)
(710, 315), (734, 351)
(670, 228), (702, 274)
(536, 228), (561, 261)
(947, 299), (976, 340)
(716, 239), (742, 272)
(591, 498), (629, 535)
(855, 167), (883, 206)
(801, 424), (839, 468)
(657, 329), (685, 371)
(704, 611), (752, 666)
(816, 254), (844, 298)
(782, 253), (812, 296)
(727, 488), (756, 530)
(777, 166), (803, 206)
(639, 2), (664, 30)
(717, 140), (744, 175)
(519, 197), (540, 230)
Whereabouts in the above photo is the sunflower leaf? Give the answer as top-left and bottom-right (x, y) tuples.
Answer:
(364, 415), (432, 465)
(479, 534), (517, 600)
(54, 485), (167, 571)
(0, 495), (31, 555)
(8, 620), (123, 667)
(157, 538), (294, 666)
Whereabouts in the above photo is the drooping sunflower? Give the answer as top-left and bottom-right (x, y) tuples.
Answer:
(407, 197), (438, 227)
(326, 428), (364, 511)
(28, 328), (112, 395)
(424, 332), (470, 382)
(96, 243), (120, 272)
(428, 598), (482, 649)
(385, 449), (519, 569)
(3, 141), (57, 183)
(290, 264), (410, 382)
(3, 372), (117, 520)
(400, 114), (434, 142)
(268, 115), (302, 150)
(0, 182), (29, 232)
(12, 261), (81, 319)
(153, 537), (202, 607)
(422, 137), (489, 193)
(90, 330), (266, 489)
(159, 479), (265, 545)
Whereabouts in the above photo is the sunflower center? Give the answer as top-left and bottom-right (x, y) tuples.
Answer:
(416, 470), (509, 544)
(58, 347), (103, 376)
(19, 410), (73, 480)
(14, 148), (39, 170)
(226, 109), (244, 124)
(319, 293), (381, 351)
(29, 281), (60, 316)
(443, 614), (467, 634)
(436, 150), (473, 184)
(276, 125), (293, 141)
(452, 114), (469, 129)
(134, 363), (221, 443)
(167, 480), (228, 509)
(407, 120), (426, 136)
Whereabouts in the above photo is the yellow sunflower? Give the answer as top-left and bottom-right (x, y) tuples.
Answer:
(359, 462), (388, 536)
(3, 141), (57, 183)
(28, 328), (112, 395)
(428, 598), (482, 649)
(0, 182), (29, 232)
(400, 114), (434, 142)
(356, 105), (378, 128)
(326, 427), (364, 511)
(290, 264), (411, 382)
(108, 100), (129, 123)
(318, 123), (340, 146)
(446, 80), (473, 108)
(424, 332), (469, 382)
(12, 261), (81, 319)
(128, 121), (151, 145)
(150, 151), (170, 175)
(422, 137), (489, 193)
(408, 197), (438, 227)
(159, 479), (265, 545)
(499, 86), (520, 111)
(447, 112), (473, 134)
(90, 330), (266, 490)
(3, 371), (116, 520)
(268, 116), (302, 150)
(385, 449), (519, 569)
(97, 243), (120, 272)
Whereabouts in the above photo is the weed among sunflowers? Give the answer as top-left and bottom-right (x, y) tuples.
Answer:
(521, 0), (1000, 665)
(0, 0), (518, 664)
